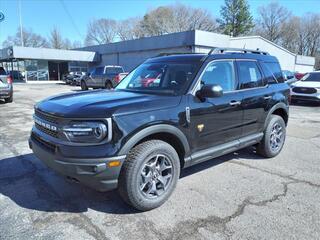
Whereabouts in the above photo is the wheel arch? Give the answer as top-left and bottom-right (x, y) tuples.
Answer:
(118, 124), (190, 168)
(265, 103), (289, 128)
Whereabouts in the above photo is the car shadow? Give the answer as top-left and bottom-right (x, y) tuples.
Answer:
(0, 148), (261, 214)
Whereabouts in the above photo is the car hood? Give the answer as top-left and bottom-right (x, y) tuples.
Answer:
(292, 81), (320, 88)
(36, 89), (181, 118)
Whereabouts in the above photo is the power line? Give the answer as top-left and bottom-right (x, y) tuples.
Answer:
(59, 0), (83, 39)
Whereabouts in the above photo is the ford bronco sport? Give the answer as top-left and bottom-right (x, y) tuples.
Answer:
(29, 48), (289, 211)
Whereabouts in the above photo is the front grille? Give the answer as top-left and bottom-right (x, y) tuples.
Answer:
(34, 109), (59, 138)
(35, 109), (59, 124)
(31, 132), (56, 153)
(292, 87), (317, 94)
(35, 123), (58, 138)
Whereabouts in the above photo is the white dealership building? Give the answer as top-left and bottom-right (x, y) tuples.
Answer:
(0, 30), (315, 82)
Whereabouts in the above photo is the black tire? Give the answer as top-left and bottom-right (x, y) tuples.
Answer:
(105, 81), (113, 89)
(5, 95), (13, 103)
(256, 115), (286, 158)
(81, 81), (88, 91)
(118, 140), (180, 211)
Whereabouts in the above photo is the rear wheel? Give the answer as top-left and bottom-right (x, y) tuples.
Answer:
(118, 140), (180, 211)
(81, 81), (88, 91)
(105, 81), (113, 89)
(256, 115), (286, 158)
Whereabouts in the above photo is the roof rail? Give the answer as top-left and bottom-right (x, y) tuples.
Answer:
(155, 52), (198, 57)
(212, 47), (269, 55)
(201, 47), (269, 62)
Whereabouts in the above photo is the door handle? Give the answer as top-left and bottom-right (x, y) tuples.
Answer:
(229, 100), (241, 106)
(264, 95), (272, 100)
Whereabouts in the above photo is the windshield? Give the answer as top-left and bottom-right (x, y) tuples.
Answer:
(301, 73), (320, 82)
(116, 62), (200, 95)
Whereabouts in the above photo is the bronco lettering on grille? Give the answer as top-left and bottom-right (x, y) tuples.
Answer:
(34, 116), (58, 132)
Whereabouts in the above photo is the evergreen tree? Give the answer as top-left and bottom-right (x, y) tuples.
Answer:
(219, 0), (254, 36)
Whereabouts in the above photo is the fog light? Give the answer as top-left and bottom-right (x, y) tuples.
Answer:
(108, 161), (121, 167)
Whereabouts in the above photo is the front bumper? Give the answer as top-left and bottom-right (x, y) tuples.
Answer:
(29, 133), (126, 192)
(291, 93), (320, 102)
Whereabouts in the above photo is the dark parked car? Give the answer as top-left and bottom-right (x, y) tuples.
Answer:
(8, 70), (24, 82)
(80, 65), (124, 90)
(64, 72), (85, 85)
(282, 70), (297, 85)
(0, 67), (13, 103)
(29, 48), (289, 211)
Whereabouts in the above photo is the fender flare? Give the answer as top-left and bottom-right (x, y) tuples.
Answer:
(264, 102), (289, 129)
(118, 124), (190, 155)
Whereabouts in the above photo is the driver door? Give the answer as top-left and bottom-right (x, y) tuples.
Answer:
(188, 60), (243, 154)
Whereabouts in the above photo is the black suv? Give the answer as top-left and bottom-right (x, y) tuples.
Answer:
(29, 48), (289, 211)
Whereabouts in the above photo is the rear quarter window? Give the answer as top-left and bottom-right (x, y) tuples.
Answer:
(263, 62), (284, 83)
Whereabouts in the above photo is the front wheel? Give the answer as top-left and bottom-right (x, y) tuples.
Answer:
(118, 140), (180, 211)
(256, 115), (286, 158)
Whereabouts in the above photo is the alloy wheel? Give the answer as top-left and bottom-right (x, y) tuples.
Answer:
(139, 154), (173, 198)
(270, 122), (283, 152)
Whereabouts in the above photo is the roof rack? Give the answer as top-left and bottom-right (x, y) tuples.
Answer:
(155, 52), (199, 57)
(212, 47), (269, 55)
(201, 47), (269, 62)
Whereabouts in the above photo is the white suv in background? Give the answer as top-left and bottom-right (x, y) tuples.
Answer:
(291, 71), (320, 103)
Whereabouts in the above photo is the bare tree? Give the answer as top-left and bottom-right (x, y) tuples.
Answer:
(49, 27), (65, 49)
(172, 4), (218, 32)
(85, 18), (117, 45)
(303, 14), (320, 56)
(140, 4), (218, 37)
(255, 2), (291, 43)
(279, 16), (300, 53)
(71, 40), (83, 49)
(2, 28), (48, 48)
(117, 17), (144, 41)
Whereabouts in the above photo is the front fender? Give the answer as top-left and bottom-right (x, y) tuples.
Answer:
(118, 124), (190, 156)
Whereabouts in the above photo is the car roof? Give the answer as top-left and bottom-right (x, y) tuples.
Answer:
(148, 52), (278, 63)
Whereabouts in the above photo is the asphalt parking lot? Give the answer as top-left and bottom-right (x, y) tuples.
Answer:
(0, 83), (320, 240)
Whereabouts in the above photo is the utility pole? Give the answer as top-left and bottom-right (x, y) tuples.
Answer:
(18, 0), (24, 46)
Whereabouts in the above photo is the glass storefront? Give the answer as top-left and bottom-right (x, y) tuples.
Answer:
(25, 60), (49, 81)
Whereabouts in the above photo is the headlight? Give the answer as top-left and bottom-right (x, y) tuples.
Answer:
(63, 121), (108, 143)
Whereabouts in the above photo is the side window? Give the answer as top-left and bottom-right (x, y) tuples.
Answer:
(201, 60), (236, 92)
(95, 67), (103, 75)
(237, 61), (263, 89)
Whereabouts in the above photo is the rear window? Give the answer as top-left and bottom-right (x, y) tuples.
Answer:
(0, 67), (6, 75)
(94, 67), (104, 75)
(107, 67), (123, 74)
(264, 62), (284, 83)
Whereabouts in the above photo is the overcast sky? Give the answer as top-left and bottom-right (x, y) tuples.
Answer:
(0, 0), (319, 45)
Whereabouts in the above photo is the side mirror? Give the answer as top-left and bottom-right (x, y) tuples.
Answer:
(196, 84), (223, 99)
